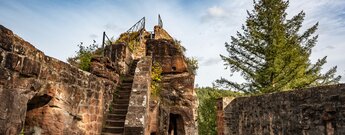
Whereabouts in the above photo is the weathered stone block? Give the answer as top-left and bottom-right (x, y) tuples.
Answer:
(5, 53), (22, 71)
(21, 57), (41, 77)
(0, 49), (3, 64)
(13, 42), (25, 55)
(0, 38), (12, 51)
(0, 67), (10, 85)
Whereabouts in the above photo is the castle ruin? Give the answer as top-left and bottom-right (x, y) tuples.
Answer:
(0, 16), (198, 135)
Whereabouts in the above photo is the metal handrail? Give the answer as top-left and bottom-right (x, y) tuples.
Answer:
(126, 17), (145, 33)
(102, 31), (112, 49)
(101, 31), (112, 56)
(124, 17), (146, 52)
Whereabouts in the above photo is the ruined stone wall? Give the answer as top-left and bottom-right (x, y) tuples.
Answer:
(103, 43), (132, 75)
(216, 97), (235, 135)
(0, 25), (118, 134)
(124, 56), (152, 135)
(224, 84), (345, 135)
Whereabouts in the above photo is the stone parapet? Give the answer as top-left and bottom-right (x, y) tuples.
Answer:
(124, 56), (152, 135)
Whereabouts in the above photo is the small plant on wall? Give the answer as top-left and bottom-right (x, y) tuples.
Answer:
(67, 41), (100, 71)
(151, 62), (163, 100)
(173, 39), (199, 75)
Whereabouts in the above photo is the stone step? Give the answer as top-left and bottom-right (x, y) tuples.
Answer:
(120, 84), (132, 88)
(101, 133), (122, 135)
(114, 94), (130, 99)
(102, 126), (124, 134)
(105, 120), (125, 127)
(110, 109), (127, 114)
(113, 99), (129, 104)
(111, 104), (129, 110)
(101, 60), (139, 135)
(120, 82), (132, 87)
(116, 90), (131, 96)
(122, 78), (133, 83)
(107, 114), (126, 121)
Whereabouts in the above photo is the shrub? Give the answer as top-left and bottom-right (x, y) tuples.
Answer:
(67, 41), (99, 71)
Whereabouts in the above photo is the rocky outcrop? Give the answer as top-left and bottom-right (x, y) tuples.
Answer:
(223, 84), (345, 135)
(146, 32), (198, 135)
(146, 39), (187, 74)
(0, 25), (118, 135)
(159, 73), (198, 135)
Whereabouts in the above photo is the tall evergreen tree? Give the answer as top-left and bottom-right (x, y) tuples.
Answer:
(216, 0), (341, 93)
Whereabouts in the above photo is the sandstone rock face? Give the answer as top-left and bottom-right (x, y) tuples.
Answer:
(0, 25), (118, 135)
(146, 39), (188, 74)
(145, 33), (198, 135)
(158, 73), (198, 135)
(223, 84), (345, 135)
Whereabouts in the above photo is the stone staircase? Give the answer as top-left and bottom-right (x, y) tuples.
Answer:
(101, 60), (139, 135)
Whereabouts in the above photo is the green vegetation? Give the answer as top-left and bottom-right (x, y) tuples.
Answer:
(173, 39), (187, 54)
(216, 0), (341, 94)
(197, 87), (241, 135)
(67, 41), (101, 71)
(186, 57), (199, 75)
(115, 32), (141, 52)
(173, 39), (199, 75)
(151, 62), (163, 100)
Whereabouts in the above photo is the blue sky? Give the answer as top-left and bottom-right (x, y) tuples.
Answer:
(1, 0), (345, 87)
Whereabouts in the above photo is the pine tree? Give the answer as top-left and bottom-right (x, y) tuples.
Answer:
(216, 0), (341, 93)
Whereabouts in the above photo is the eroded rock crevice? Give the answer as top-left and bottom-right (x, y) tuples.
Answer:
(26, 94), (52, 111)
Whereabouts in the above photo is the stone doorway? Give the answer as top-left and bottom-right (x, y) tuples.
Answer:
(168, 113), (185, 135)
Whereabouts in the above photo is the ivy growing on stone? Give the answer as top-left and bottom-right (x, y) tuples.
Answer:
(150, 62), (163, 100)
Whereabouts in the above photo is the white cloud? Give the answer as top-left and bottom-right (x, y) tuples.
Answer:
(207, 6), (225, 17)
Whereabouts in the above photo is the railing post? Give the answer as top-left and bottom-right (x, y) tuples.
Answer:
(102, 31), (105, 49)
(102, 31), (106, 56)
(158, 14), (163, 28)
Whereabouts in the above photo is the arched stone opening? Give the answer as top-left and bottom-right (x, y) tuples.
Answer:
(21, 94), (52, 134)
(168, 113), (185, 135)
